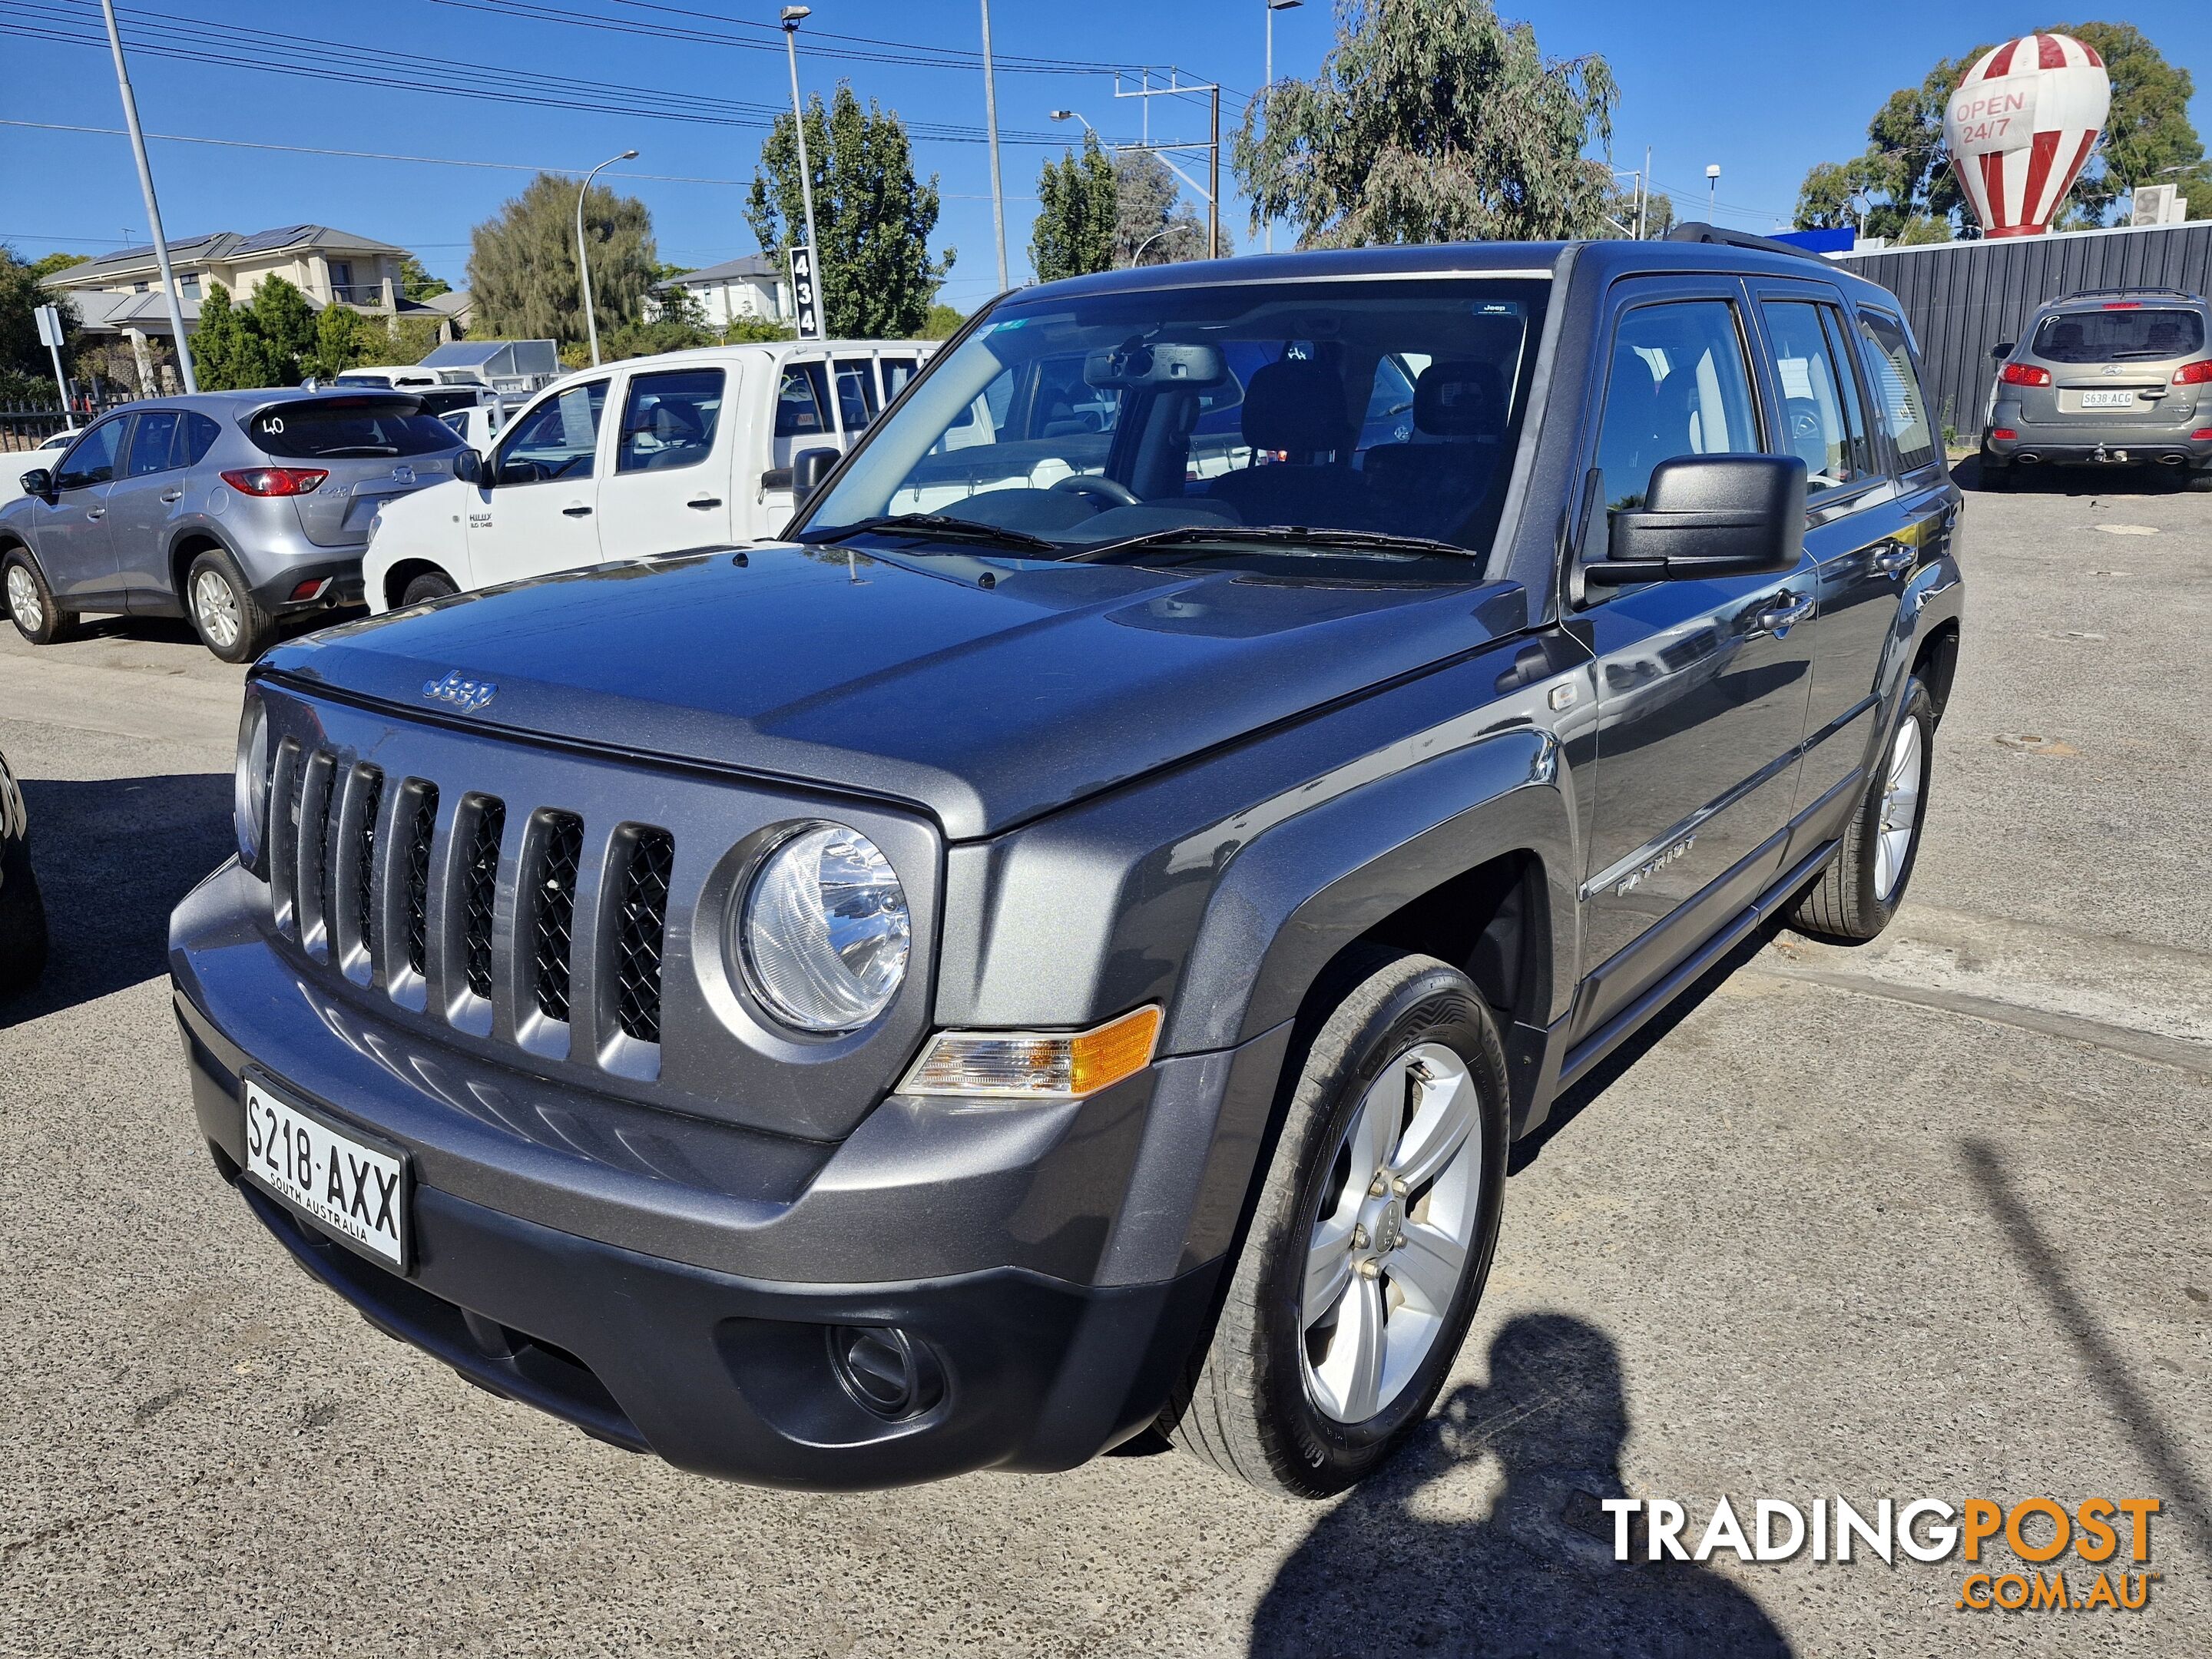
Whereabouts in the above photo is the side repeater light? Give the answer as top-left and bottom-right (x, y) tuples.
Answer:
(899, 1005), (1162, 1101)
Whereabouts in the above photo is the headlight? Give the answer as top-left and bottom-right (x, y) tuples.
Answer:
(233, 691), (271, 866)
(737, 822), (909, 1031)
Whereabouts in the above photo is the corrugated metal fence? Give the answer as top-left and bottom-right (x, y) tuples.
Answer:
(1833, 220), (2212, 442)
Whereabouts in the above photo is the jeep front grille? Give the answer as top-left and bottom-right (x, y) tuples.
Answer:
(528, 811), (583, 1023)
(612, 828), (674, 1044)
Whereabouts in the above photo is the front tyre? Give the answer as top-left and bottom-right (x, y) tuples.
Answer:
(186, 548), (276, 664)
(399, 569), (459, 607)
(1788, 675), (1935, 943)
(3, 550), (80, 645)
(1167, 949), (1508, 1498)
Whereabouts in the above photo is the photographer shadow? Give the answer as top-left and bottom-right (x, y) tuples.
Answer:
(1250, 1314), (1792, 1658)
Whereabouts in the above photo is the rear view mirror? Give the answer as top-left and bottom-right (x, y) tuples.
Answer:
(1584, 454), (1807, 586)
(1084, 340), (1226, 389)
(792, 446), (841, 507)
(18, 468), (52, 498)
(1992, 341), (2015, 360)
(452, 449), (483, 485)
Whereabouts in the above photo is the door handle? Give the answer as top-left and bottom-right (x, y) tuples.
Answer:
(160, 489), (184, 504)
(1873, 545), (1916, 576)
(1752, 594), (1815, 634)
(86, 506), (107, 519)
(561, 505), (593, 518)
(687, 497), (724, 510)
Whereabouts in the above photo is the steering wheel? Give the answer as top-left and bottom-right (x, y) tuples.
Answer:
(1049, 474), (1141, 509)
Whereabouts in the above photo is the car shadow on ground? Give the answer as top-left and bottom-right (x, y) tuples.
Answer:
(1952, 452), (2198, 496)
(1249, 1313), (1792, 1657)
(0, 772), (231, 1028)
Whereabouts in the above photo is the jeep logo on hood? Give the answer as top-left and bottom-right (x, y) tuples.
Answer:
(422, 671), (496, 714)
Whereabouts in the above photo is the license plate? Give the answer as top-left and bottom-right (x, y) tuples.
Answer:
(2079, 389), (2137, 409)
(241, 1078), (409, 1270)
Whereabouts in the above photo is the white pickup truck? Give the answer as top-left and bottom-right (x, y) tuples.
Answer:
(363, 339), (934, 611)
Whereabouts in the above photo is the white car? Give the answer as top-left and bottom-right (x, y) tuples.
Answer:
(4, 429), (80, 495)
(363, 339), (934, 611)
(435, 402), (506, 454)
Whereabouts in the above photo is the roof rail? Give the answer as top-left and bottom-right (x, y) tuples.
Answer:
(2056, 286), (2199, 303)
(1664, 221), (1825, 263)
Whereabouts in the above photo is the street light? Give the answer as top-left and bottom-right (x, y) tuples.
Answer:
(1049, 109), (1095, 135)
(576, 147), (637, 369)
(1705, 163), (1721, 220)
(1263, 0), (1302, 253)
(1130, 224), (1197, 266)
(781, 7), (825, 337)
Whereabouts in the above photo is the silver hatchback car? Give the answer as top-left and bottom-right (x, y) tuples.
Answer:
(1980, 286), (2212, 491)
(1, 390), (466, 661)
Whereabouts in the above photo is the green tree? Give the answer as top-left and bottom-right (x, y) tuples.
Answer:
(1794, 22), (2207, 236)
(469, 172), (657, 344)
(725, 315), (798, 344)
(747, 84), (953, 336)
(599, 318), (718, 361)
(1236, 0), (1618, 247)
(1031, 131), (1120, 281)
(248, 276), (319, 376)
(1112, 149), (1219, 266)
(28, 251), (91, 282)
(2, 248), (80, 384)
(303, 303), (371, 380)
(398, 253), (451, 301)
(189, 286), (280, 389)
(919, 303), (965, 341)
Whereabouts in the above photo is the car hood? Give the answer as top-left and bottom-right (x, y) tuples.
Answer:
(263, 544), (1528, 839)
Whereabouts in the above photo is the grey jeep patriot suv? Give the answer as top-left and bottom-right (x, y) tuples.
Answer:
(171, 227), (1965, 1498)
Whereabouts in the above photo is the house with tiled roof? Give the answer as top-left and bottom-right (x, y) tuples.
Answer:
(43, 224), (417, 320)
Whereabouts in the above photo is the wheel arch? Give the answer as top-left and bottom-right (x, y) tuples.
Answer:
(168, 526), (240, 604)
(376, 557), (456, 611)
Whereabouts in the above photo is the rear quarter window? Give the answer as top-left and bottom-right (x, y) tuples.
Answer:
(246, 402), (459, 459)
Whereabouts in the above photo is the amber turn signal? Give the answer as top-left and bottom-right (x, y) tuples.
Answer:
(899, 1005), (1163, 1100)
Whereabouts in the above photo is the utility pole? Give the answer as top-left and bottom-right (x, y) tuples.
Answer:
(781, 8), (826, 334)
(98, 0), (194, 392)
(1115, 71), (1224, 262)
(1638, 145), (1651, 238)
(576, 148), (637, 368)
(979, 0), (1008, 289)
(1208, 85), (1220, 258)
(1263, 1), (1303, 253)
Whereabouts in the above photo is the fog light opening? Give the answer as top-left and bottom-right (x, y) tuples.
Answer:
(827, 1324), (944, 1421)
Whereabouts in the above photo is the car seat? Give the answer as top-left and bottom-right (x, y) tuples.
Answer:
(1202, 358), (1364, 525)
(1359, 360), (1508, 535)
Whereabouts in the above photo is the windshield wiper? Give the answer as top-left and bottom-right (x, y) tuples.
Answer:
(796, 512), (1058, 551)
(1063, 524), (1478, 564)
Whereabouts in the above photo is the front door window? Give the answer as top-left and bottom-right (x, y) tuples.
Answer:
(494, 382), (608, 485)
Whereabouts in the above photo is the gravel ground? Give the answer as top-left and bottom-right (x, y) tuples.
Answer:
(1, 475), (2206, 1657)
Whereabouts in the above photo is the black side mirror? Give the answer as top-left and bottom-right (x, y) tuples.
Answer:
(19, 468), (53, 498)
(1991, 342), (2015, 360)
(452, 449), (484, 485)
(1584, 454), (1806, 586)
(792, 445), (841, 507)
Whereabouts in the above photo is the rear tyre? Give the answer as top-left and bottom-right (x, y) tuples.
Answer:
(1167, 949), (1508, 1498)
(0, 835), (49, 997)
(185, 548), (276, 664)
(2, 550), (80, 646)
(400, 569), (459, 607)
(1788, 675), (1935, 944)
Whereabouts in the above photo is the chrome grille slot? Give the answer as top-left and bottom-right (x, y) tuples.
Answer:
(267, 737), (303, 935)
(353, 767), (383, 965)
(295, 750), (339, 957)
(611, 827), (674, 1045)
(460, 797), (505, 1001)
(528, 811), (584, 1023)
(403, 783), (438, 979)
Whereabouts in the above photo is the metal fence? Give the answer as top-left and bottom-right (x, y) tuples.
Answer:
(1834, 220), (2212, 443)
(1, 394), (137, 451)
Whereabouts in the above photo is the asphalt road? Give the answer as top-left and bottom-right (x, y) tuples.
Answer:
(2, 475), (2207, 1657)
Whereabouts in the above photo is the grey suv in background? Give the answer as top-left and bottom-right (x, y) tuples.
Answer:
(1, 391), (466, 661)
(1980, 286), (2212, 490)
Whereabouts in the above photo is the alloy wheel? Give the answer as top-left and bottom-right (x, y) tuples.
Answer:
(5, 564), (41, 633)
(1300, 1041), (1484, 1423)
(193, 568), (241, 651)
(1874, 717), (1923, 901)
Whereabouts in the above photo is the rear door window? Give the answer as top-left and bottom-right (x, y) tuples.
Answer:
(1855, 311), (1937, 473)
(1760, 300), (1879, 495)
(879, 356), (919, 401)
(126, 411), (181, 476)
(247, 400), (459, 459)
(833, 358), (880, 431)
(617, 368), (725, 472)
(494, 381), (608, 484)
(2031, 307), (2204, 363)
(54, 417), (125, 491)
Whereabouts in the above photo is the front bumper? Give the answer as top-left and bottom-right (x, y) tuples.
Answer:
(171, 863), (1290, 1487)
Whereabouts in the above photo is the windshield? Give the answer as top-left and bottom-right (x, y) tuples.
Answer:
(2032, 307), (2205, 363)
(800, 277), (1549, 563)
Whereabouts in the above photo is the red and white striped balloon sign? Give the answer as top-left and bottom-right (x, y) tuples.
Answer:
(1944, 33), (2111, 239)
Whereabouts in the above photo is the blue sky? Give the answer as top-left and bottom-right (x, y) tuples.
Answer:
(3, 0), (2207, 314)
